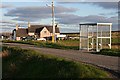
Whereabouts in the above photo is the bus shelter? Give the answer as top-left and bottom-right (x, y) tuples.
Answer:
(79, 23), (112, 52)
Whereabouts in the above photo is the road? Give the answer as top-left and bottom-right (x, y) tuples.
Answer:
(2, 43), (120, 78)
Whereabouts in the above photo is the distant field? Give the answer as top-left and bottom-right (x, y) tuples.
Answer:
(62, 31), (120, 48)
(60, 31), (120, 49)
(57, 39), (79, 46)
(2, 46), (110, 79)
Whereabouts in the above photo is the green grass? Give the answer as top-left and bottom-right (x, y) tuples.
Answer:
(2, 40), (79, 50)
(2, 46), (110, 79)
(112, 38), (120, 44)
(92, 49), (120, 57)
(58, 39), (79, 46)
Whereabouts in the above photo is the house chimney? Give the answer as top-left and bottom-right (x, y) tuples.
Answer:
(28, 21), (30, 28)
(16, 24), (18, 30)
(55, 23), (58, 27)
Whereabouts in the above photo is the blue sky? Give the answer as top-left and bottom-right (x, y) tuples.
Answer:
(0, 0), (119, 33)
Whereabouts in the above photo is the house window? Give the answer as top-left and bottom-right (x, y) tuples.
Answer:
(44, 31), (47, 34)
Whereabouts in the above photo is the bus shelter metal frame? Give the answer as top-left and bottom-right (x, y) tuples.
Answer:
(79, 23), (112, 52)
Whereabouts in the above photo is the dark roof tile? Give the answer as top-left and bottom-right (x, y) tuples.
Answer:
(28, 25), (60, 33)
(16, 28), (28, 37)
(35, 27), (44, 33)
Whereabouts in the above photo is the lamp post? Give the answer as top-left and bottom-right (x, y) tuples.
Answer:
(52, 0), (55, 43)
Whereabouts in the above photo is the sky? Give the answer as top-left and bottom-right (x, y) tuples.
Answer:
(0, 0), (119, 33)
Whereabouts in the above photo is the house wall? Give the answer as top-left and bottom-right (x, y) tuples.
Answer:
(50, 33), (52, 36)
(55, 33), (60, 36)
(40, 27), (51, 38)
(28, 33), (34, 36)
(16, 37), (21, 40)
(50, 33), (60, 36)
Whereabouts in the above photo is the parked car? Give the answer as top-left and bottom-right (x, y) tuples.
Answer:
(37, 38), (46, 41)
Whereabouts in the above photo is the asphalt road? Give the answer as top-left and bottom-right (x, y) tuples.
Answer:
(2, 43), (120, 78)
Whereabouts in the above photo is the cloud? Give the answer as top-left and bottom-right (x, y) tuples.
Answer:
(0, 4), (14, 8)
(0, 20), (16, 32)
(0, 20), (27, 32)
(55, 13), (80, 19)
(2, 0), (119, 2)
(99, 11), (118, 16)
(82, 0), (119, 2)
(57, 14), (118, 30)
(0, 20), (29, 29)
(3, 3), (118, 32)
(91, 2), (118, 9)
(4, 6), (78, 22)
(57, 14), (118, 24)
(58, 2), (118, 10)
(57, 15), (118, 31)
(0, 20), (16, 24)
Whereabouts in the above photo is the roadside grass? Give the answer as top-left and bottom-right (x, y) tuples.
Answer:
(2, 40), (79, 50)
(2, 46), (110, 79)
(92, 49), (120, 57)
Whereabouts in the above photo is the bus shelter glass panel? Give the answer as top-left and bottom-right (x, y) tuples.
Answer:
(79, 23), (112, 52)
(97, 24), (111, 51)
(80, 25), (88, 50)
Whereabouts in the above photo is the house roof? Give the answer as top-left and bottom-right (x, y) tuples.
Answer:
(79, 23), (112, 26)
(35, 27), (44, 34)
(16, 28), (28, 37)
(28, 25), (44, 32)
(0, 32), (11, 37)
(28, 25), (60, 33)
(46, 26), (60, 33)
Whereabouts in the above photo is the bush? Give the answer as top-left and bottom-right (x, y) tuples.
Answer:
(93, 49), (120, 57)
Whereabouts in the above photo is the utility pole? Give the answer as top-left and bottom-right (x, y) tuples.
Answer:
(52, 0), (55, 43)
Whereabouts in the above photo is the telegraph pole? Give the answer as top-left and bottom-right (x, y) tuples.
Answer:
(52, 0), (55, 43)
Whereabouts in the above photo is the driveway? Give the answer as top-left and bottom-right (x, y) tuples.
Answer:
(2, 43), (120, 78)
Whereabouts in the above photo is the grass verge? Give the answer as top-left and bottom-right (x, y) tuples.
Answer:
(92, 49), (120, 57)
(2, 40), (79, 50)
(2, 46), (110, 79)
